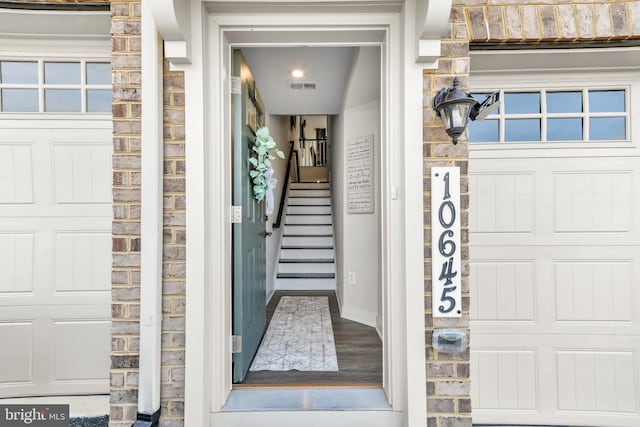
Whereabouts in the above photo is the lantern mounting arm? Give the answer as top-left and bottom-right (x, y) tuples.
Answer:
(432, 77), (501, 144)
(471, 91), (501, 121)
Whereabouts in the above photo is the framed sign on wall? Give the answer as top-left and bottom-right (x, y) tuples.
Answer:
(347, 135), (374, 214)
(431, 167), (462, 318)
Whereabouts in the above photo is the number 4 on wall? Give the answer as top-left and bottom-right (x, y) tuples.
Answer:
(431, 167), (462, 318)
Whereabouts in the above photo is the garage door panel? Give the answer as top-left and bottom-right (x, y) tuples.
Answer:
(0, 232), (35, 293)
(0, 322), (33, 384)
(470, 260), (536, 321)
(54, 231), (111, 292)
(53, 143), (112, 205)
(554, 171), (631, 233)
(471, 349), (538, 411)
(472, 246), (640, 335)
(555, 260), (632, 322)
(0, 144), (34, 204)
(0, 205), (112, 218)
(557, 350), (636, 413)
(469, 172), (535, 233)
(473, 302), (640, 424)
(53, 320), (111, 382)
(470, 158), (640, 246)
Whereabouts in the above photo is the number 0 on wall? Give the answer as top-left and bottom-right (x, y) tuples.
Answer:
(431, 167), (462, 318)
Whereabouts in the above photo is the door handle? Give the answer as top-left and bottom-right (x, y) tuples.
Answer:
(265, 231), (273, 238)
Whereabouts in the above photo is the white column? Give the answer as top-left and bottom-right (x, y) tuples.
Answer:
(136, 0), (164, 421)
(404, 0), (431, 425)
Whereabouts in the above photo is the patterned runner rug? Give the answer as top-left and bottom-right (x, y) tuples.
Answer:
(250, 296), (339, 371)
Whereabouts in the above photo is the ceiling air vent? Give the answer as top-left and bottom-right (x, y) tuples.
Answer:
(289, 81), (317, 91)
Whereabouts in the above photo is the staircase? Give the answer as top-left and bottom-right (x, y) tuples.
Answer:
(276, 181), (336, 290)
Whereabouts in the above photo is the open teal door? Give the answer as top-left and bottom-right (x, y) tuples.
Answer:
(232, 49), (267, 383)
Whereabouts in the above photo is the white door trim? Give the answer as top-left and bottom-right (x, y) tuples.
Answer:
(178, 1), (428, 425)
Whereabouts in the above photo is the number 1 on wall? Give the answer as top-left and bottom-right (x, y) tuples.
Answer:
(431, 167), (462, 318)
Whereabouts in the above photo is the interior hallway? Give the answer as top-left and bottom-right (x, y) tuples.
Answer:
(238, 290), (382, 386)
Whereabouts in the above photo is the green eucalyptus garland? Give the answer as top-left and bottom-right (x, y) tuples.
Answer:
(248, 126), (285, 202)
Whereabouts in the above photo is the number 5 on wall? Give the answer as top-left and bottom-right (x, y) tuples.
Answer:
(431, 167), (462, 318)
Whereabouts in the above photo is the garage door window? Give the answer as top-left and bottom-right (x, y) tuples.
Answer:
(0, 60), (111, 113)
(469, 88), (628, 143)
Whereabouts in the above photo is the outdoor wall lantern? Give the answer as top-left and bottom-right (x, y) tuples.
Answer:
(432, 77), (500, 145)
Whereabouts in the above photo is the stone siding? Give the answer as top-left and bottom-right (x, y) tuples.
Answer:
(110, 1), (142, 425)
(454, 0), (640, 43)
(159, 60), (187, 427)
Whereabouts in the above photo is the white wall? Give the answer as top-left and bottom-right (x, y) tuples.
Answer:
(264, 115), (291, 301)
(329, 113), (345, 307)
(331, 46), (381, 328)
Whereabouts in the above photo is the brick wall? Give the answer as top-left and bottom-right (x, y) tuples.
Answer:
(456, 0), (640, 42)
(110, 1), (142, 425)
(110, 1), (186, 426)
(159, 60), (187, 427)
(423, 5), (472, 427)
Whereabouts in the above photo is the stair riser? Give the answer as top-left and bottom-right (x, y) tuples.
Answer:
(288, 197), (331, 206)
(282, 236), (333, 247)
(289, 189), (331, 197)
(278, 263), (336, 274)
(287, 206), (331, 215)
(285, 215), (332, 225)
(290, 183), (330, 190)
(275, 278), (336, 291)
(284, 225), (332, 235)
(280, 249), (334, 259)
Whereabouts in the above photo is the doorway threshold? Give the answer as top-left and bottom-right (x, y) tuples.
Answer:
(222, 387), (391, 412)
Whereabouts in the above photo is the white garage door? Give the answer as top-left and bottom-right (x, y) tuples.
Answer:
(469, 71), (640, 426)
(0, 58), (112, 397)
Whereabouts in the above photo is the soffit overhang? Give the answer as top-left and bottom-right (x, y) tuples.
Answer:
(149, 0), (452, 66)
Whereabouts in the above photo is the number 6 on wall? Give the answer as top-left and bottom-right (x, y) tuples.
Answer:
(431, 167), (462, 318)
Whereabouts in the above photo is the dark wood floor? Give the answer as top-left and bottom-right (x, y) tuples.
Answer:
(238, 290), (383, 387)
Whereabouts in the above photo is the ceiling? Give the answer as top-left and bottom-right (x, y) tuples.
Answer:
(241, 47), (356, 115)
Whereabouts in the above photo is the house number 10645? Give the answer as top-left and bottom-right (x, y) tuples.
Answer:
(431, 167), (462, 318)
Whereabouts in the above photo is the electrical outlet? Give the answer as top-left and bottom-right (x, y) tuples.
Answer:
(348, 272), (356, 285)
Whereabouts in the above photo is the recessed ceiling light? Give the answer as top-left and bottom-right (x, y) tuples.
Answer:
(291, 69), (304, 79)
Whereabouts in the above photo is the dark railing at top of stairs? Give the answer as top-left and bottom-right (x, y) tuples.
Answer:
(273, 141), (299, 229)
